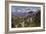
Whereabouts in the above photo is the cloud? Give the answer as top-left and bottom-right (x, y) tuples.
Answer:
(17, 10), (21, 12)
(12, 6), (41, 13)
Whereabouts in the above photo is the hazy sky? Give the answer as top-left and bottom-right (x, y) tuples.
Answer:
(11, 6), (41, 13)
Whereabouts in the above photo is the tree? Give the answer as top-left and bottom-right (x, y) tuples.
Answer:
(32, 10), (40, 27)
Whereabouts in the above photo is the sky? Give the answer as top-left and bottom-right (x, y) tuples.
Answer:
(11, 6), (41, 13)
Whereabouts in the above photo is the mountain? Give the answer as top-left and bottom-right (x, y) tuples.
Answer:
(12, 11), (38, 16)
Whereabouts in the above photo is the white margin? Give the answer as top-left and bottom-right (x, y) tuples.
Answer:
(9, 3), (43, 31)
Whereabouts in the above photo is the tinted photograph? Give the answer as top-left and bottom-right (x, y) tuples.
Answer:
(11, 6), (41, 28)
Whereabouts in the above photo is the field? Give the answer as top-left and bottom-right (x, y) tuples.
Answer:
(11, 10), (40, 28)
